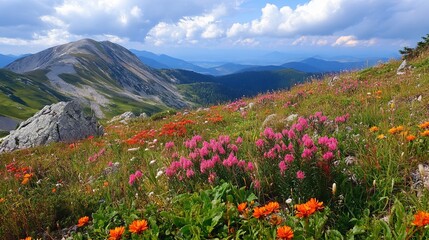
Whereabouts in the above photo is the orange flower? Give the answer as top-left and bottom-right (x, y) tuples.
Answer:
(396, 126), (404, 132)
(377, 134), (386, 139)
(418, 121), (429, 129)
(20, 237), (31, 240)
(21, 174), (33, 185)
(388, 127), (397, 134)
(306, 198), (324, 211)
(295, 198), (324, 218)
(295, 202), (315, 218)
(277, 225), (294, 239)
(129, 219), (149, 234)
(109, 226), (125, 240)
(369, 126), (379, 132)
(265, 201), (280, 214)
(421, 130), (429, 137)
(237, 202), (247, 213)
(406, 135), (416, 141)
(412, 211), (429, 227)
(253, 206), (267, 219)
(0, 198), (5, 203)
(77, 216), (89, 227)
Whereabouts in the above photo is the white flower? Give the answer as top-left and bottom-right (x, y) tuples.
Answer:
(127, 147), (140, 152)
(149, 160), (156, 165)
(156, 170), (164, 178)
(286, 198), (292, 204)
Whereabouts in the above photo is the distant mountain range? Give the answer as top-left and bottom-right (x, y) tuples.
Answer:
(0, 54), (20, 68)
(0, 39), (309, 125)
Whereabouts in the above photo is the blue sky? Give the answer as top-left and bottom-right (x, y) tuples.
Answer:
(0, 0), (428, 62)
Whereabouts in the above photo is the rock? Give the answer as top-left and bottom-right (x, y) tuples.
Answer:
(285, 114), (298, 122)
(139, 112), (148, 118)
(328, 75), (340, 86)
(247, 102), (255, 109)
(396, 60), (407, 75)
(108, 111), (136, 123)
(261, 114), (277, 129)
(0, 101), (103, 153)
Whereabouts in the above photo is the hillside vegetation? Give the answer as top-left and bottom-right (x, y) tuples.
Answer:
(0, 46), (428, 239)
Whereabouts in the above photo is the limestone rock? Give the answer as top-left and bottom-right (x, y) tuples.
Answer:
(0, 101), (103, 153)
(261, 114), (278, 129)
(108, 111), (136, 123)
(396, 60), (407, 75)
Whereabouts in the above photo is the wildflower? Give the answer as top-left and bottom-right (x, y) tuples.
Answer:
(279, 161), (288, 174)
(296, 170), (306, 180)
(21, 237), (32, 240)
(253, 206), (267, 219)
(295, 198), (324, 218)
(277, 225), (294, 240)
(256, 139), (265, 148)
(77, 216), (89, 227)
(412, 211), (429, 227)
(332, 183), (337, 195)
(21, 173), (32, 185)
(406, 135), (416, 141)
(306, 198), (324, 211)
(377, 134), (386, 139)
(129, 219), (149, 234)
(369, 126), (379, 132)
(0, 198), (5, 203)
(109, 226), (125, 240)
(237, 202), (247, 213)
(270, 214), (283, 225)
(285, 198), (292, 204)
(266, 202), (280, 213)
(421, 130), (429, 137)
(418, 121), (429, 129)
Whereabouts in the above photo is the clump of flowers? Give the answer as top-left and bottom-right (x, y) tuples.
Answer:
(165, 135), (256, 190)
(388, 125), (405, 134)
(255, 112), (343, 200)
(159, 119), (195, 137)
(295, 198), (324, 218)
(128, 170), (143, 186)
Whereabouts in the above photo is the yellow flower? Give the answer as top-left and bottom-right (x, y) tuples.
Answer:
(377, 134), (386, 139)
(369, 126), (379, 132)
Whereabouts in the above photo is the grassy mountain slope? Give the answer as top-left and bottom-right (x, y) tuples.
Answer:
(1, 46), (428, 239)
(0, 69), (68, 119)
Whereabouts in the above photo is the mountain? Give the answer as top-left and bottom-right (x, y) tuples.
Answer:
(131, 49), (215, 75)
(240, 58), (369, 73)
(3, 39), (311, 122)
(0, 54), (20, 68)
(6, 39), (189, 118)
(208, 63), (255, 76)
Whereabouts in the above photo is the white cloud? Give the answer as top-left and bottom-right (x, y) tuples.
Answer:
(333, 35), (359, 47)
(146, 5), (228, 45)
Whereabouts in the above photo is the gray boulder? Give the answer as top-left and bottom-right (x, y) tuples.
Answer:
(108, 111), (136, 123)
(0, 101), (103, 153)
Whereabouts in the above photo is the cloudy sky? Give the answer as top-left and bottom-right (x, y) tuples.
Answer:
(0, 0), (428, 62)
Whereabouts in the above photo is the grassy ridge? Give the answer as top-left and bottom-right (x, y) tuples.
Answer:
(0, 50), (428, 239)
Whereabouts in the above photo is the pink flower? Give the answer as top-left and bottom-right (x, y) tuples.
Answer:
(218, 135), (230, 145)
(199, 147), (210, 157)
(238, 160), (246, 168)
(192, 135), (203, 142)
(296, 170), (306, 180)
(279, 161), (288, 174)
(302, 134), (314, 148)
(236, 137), (243, 144)
(186, 169), (195, 178)
(228, 144), (239, 152)
(253, 179), (261, 189)
(322, 151), (334, 161)
(180, 157), (193, 169)
(129, 174), (137, 185)
(165, 141), (175, 149)
(208, 172), (216, 184)
(284, 154), (294, 163)
(301, 148), (313, 159)
(134, 170), (142, 178)
(247, 162), (255, 171)
(263, 128), (276, 139)
(256, 139), (265, 148)
(288, 130), (296, 139)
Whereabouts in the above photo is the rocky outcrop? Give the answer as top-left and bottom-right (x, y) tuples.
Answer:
(397, 60), (408, 75)
(108, 111), (136, 123)
(0, 101), (103, 153)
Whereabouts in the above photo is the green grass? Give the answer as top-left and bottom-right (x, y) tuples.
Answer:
(0, 50), (429, 239)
